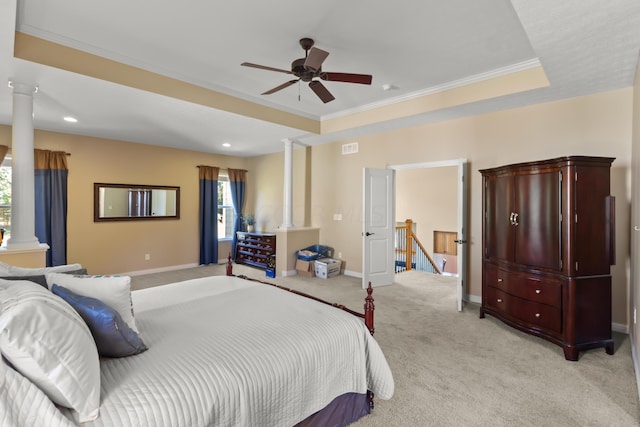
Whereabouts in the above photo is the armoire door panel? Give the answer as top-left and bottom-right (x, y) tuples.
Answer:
(573, 165), (612, 275)
(484, 174), (514, 261)
(514, 171), (562, 270)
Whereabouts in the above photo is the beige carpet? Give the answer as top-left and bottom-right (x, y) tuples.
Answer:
(131, 264), (640, 426)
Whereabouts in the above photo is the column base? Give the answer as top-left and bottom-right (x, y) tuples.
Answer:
(5, 237), (43, 250)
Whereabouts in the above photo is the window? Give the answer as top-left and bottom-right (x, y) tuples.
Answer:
(217, 174), (235, 239)
(0, 156), (11, 245)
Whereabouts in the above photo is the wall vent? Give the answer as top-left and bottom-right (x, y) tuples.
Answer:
(342, 142), (358, 155)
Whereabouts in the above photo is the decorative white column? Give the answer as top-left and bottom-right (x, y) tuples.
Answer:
(7, 81), (41, 249)
(281, 138), (294, 229)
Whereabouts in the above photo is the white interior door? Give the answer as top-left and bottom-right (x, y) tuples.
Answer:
(456, 160), (468, 311)
(363, 168), (395, 288)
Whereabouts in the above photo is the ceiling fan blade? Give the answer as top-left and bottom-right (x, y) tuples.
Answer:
(308, 81), (335, 103)
(322, 72), (373, 85)
(304, 47), (329, 72)
(261, 79), (299, 95)
(241, 62), (293, 75)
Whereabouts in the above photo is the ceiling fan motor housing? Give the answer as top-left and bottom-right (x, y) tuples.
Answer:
(291, 58), (318, 81)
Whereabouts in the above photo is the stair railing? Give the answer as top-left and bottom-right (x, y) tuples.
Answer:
(395, 219), (442, 274)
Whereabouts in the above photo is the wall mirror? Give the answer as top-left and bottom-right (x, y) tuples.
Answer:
(94, 183), (180, 222)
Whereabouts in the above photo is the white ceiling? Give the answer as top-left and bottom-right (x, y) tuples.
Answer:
(0, 0), (639, 157)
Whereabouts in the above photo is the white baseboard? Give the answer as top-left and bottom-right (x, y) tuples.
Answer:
(612, 322), (629, 334)
(344, 269), (362, 278)
(467, 294), (482, 304)
(122, 263), (200, 277)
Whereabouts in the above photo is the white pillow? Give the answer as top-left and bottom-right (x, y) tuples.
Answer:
(0, 279), (100, 422)
(6, 263), (83, 276)
(46, 273), (138, 332)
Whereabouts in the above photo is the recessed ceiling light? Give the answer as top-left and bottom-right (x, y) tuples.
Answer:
(63, 116), (78, 123)
(222, 142), (231, 148)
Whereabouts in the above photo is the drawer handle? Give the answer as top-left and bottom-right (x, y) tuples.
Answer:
(535, 289), (541, 294)
(535, 313), (541, 318)
(497, 278), (504, 283)
(496, 298), (503, 303)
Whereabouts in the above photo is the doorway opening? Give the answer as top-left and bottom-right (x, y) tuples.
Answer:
(389, 159), (468, 311)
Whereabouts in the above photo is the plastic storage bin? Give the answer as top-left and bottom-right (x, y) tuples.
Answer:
(296, 245), (333, 261)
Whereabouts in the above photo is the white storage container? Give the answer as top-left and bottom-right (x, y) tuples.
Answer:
(314, 258), (341, 279)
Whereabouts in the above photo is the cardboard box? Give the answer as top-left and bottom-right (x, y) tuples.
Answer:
(314, 258), (342, 279)
(296, 259), (315, 277)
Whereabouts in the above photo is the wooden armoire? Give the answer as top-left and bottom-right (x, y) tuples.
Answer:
(479, 156), (615, 361)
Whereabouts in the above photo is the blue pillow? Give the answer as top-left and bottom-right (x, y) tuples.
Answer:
(52, 284), (148, 358)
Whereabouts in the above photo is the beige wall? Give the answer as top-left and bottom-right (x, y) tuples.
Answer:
(252, 88), (632, 327)
(0, 127), (248, 274)
(396, 166), (458, 254)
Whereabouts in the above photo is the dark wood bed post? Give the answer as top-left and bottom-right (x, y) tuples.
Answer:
(364, 282), (375, 411)
(364, 282), (375, 336)
(226, 253), (233, 276)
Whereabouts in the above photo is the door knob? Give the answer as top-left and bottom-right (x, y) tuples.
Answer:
(365, 232), (375, 236)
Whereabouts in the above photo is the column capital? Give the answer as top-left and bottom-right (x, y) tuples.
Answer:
(8, 80), (38, 95)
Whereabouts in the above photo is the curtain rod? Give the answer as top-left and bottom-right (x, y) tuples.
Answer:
(6, 149), (71, 156)
(196, 166), (247, 172)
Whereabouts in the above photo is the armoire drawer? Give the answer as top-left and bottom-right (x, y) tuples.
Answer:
(486, 286), (562, 334)
(484, 264), (561, 308)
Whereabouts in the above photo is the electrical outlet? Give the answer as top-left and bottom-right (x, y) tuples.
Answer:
(338, 252), (342, 259)
(145, 254), (150, 261)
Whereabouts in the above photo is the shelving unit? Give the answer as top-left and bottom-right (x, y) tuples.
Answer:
(235, 232), (276, 270)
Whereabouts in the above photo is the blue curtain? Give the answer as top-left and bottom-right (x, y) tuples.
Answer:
(228, 169), (247, 259)
(199, 166), (219, 265)
(34, 150), (68, 266)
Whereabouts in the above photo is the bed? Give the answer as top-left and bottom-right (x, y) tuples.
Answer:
(0, 262), (394, 427)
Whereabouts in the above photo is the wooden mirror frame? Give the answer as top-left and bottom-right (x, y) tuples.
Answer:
(94, 183), (180, 222)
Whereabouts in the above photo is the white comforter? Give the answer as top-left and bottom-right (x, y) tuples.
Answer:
(0, 275), (394, 427)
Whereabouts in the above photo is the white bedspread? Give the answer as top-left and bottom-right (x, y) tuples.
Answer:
(0, 275), (394, 427)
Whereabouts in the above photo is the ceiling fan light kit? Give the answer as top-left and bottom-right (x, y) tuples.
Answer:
(241, 38), (373, 103)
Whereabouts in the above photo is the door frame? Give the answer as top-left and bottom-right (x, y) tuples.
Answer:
(389, 158), (468, 311)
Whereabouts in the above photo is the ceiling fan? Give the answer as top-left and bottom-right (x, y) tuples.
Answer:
(241, 38), (373, 103)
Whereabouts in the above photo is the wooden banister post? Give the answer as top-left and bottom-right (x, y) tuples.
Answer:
(405, 219), (413, 271)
